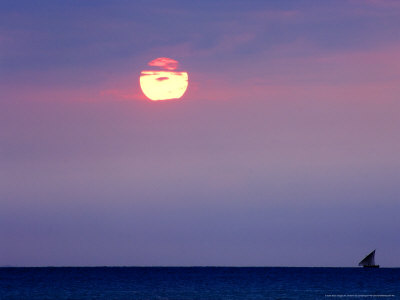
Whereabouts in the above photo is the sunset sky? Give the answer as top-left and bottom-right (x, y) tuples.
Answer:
(1, 0), (399, 267)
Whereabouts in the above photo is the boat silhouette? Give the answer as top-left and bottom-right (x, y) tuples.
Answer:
(358, 250), (379, 268)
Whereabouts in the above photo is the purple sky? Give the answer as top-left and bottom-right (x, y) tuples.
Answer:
(1, 0), (400, 267)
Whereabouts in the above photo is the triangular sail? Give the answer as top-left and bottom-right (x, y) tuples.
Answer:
(358, 250), (376, 266)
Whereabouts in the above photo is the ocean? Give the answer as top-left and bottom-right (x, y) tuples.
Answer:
(0, 267), (398, 299)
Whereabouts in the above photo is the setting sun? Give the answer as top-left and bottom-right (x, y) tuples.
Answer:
(139, 58), (189, 101)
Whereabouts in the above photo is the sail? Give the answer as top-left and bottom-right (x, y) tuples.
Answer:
(358, 250), (376, 266)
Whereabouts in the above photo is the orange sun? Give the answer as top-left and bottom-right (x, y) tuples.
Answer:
(140, 57), (189, 101)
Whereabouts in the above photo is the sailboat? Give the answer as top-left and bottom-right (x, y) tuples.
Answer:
(358, 250), (379, 268)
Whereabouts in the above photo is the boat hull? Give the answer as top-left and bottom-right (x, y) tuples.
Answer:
(363, 265), (380, 268)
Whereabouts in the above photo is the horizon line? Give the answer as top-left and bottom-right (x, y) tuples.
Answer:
(1, 265), (398, 268)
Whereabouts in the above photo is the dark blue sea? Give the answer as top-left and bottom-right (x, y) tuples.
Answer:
(0, 267), (399, 299)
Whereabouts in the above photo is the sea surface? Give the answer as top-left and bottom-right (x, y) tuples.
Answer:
(0, 267), (399, 299)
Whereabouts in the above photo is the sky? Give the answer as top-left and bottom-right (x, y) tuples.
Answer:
(1, 0), (399, 267)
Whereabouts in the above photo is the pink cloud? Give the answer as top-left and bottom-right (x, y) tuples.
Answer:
(188, 42), (400, 103)
(247, 9), (300, 20)
(148, 57), (179, 70)
(100, 89), (145, 101)
(361, 0), (400, 8)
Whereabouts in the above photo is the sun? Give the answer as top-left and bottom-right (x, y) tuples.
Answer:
(139, 57), (189, 101)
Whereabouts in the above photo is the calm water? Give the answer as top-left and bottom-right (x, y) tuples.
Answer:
(0, 267), (399, 299)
